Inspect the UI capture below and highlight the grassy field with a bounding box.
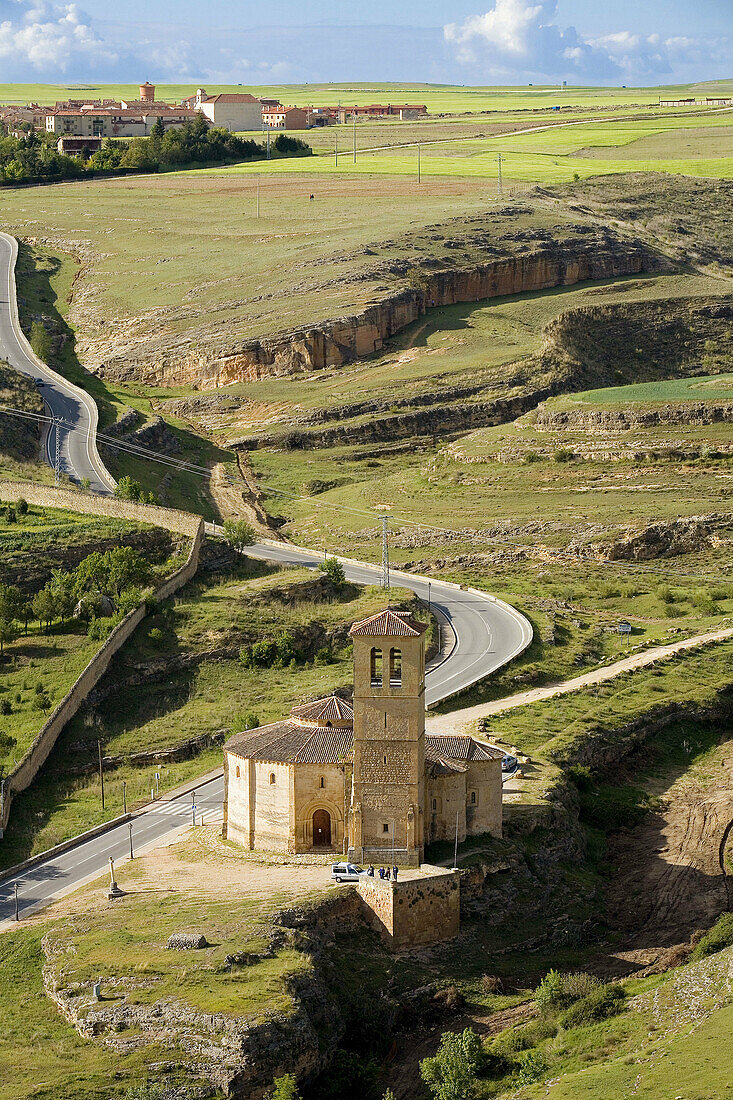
[1,79,731,111]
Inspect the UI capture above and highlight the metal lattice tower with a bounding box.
[381,514,390,590]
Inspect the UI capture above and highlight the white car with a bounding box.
[331,862,364,883]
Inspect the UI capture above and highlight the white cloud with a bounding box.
[0,1,116,73]
[444,0,729,82]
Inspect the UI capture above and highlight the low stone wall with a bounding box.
[357,867,460,949]
[0,481,201,538]
[0,496,204,838]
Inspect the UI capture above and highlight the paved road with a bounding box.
[0,232,114,493]
[0,777,224,924]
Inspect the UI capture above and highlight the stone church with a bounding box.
[222,608,503,864]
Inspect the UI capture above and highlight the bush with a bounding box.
[15,498,28,515]
[559,984,626,1028]
[421,1027,485,1100]
[516,1049,548,1085]
[560,972,603,1002]
[0,699,10,715]
[690,913,733,961]
[535,968,566,1014]
[480,974,504,994]
[268,1075,301,1100]
[320,556,346,587]
[553,447,574,463]
[148,627,164,647]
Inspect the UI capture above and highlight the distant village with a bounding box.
[0,82,428,157]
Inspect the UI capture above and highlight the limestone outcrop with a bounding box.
[99,231,658,389]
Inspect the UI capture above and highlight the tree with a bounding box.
[0,584,22,624]
[420,1028,484,1100]
[319,556,345,586]
[223,518,255,555]
[106,546,150,597]
[114,475,156,504]
[73,551,108,598]
[0,616,16,656]
[48,569,76,622]
[150,117,165,141]
[32,586,58,632]
[268,1075,300,1100]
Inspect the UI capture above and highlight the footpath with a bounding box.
[426,626,733,737]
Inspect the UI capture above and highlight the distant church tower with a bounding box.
[348,609,427,866]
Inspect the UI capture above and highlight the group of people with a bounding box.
[366,865,399,880]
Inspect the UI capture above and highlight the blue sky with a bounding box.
[0,0,728,84]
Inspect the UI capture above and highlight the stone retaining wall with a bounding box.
[357,867,460,949]
[0,481,201,537]
[0,487,204,838]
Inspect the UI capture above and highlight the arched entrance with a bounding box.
[313,809,331,847]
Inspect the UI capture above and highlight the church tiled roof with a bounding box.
[349,608,427,638]
[290,696,354,726]
[225,720,354,764]
[425,736,503,763]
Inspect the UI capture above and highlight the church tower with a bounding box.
[348,609,427,867]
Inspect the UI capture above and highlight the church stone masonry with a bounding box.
[222,609,503,863]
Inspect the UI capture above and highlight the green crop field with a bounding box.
[1,78,731,112]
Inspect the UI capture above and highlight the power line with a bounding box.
[1,402,730,586]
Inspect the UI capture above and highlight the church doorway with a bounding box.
[313,809,331,847]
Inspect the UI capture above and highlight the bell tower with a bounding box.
[348,609,426,867]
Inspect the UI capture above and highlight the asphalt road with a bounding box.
[0,232,113,493]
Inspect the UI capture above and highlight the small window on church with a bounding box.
[383,823,389,833]
[432,798,437,811]
[270,772,276,784]
[383,755,387,765]
[470,791,477,805]
[389,648,402,686]
[320,776,325,788]
[370,647,383,686]
[236,766,240,778]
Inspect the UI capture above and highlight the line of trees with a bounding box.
[0,117,312,183]
[0,545,151,653]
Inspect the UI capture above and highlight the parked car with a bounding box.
[331,862,364,883]
[501,753,518,773]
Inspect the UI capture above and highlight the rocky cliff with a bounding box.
[100,230,658,389]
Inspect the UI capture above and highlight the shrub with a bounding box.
[320,555,346,587]
[420,1027,485,1100]
[15,497,28,515]
[535,968,566,1014]
[690,913,733,961]
[553,447,574,463]
[148,627,164,647]
[268,1075,301,1100]
[0,699,10,715]
[516,1049,548,1085]
[559,984,626,1028]
[560,972,603,1002]
[480,974,504,994]
[223,518,255,554]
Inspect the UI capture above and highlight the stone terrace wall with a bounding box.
[0,487,204,838]
[0,482,201,538]
[357,868,460,949]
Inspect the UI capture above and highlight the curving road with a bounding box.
[0,232,114,493]
[0,232,532,925]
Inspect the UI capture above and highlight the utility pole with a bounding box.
[191,790,196,828]
[497,152,503,196]
[335,134,338,167]
[53,418,60,488]
[122,779,127,815]
[353,111,357,163]
[417,143,421,184]
[381,514,390,590]
[256,175,260,219]
[97,739,105,811]
[266,126,270,160]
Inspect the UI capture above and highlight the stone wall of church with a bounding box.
[465,758,503,838]
[427,771,468,844]
[293,763,349,851]
[225,753,294,851]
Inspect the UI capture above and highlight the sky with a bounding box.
[0,0,729,85]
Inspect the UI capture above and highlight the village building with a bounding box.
[56,136,103,156]
[45,103,201,139]
[262,105,311,129]
[181,89,264,131]
[223,609,502,864]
